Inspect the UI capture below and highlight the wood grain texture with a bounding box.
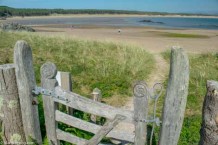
[14,41,42,144]
[0,64,26,144]
[134,82,148,145]
[56,129,86,145]
[85,114,126,145]
[60,72,72,91]
[199,80,218,145]
[54,86,134,123]
[56,129,105,145]
[41,62,59,145]
[55,110,134,142]
[159,47,189,145]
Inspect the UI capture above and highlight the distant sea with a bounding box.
[6,16,218,30]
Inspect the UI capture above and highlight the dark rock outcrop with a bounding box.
[139,19,164,24]
[0,23,35,32]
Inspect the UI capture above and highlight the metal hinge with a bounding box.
[32,86,70,103]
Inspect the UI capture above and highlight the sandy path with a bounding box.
[121,54,168,111]
[112,54,169,144]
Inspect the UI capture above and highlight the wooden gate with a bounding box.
[0,40,190,145]
[39,61,135,145]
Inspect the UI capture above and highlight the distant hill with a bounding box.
[0,6,217,17]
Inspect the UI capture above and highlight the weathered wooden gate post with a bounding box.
[199,80,218,145]
[41,62,59,145]
[134,82,149,145]
[159,47,189,145]
[0,64,26,144]
[14,41,42,144]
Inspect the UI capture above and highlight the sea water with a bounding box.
[6,16,218,30]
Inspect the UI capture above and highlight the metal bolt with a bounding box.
[32,100,38,105]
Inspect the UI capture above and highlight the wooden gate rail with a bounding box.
[56,129,106,145]
[56,110,134,142]
[53,86,135,144]
[54,86,134,123]
[85,114,126,145]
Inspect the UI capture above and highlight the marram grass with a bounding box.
[0,31,154,100]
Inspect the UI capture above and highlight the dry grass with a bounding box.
[102,94,128,107]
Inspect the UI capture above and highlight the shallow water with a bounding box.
[5,16,218,30]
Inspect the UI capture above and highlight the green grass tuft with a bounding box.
[161,32,209,38]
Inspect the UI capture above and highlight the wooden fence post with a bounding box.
[41,62,60,145]
[159,47,189,145]
[199,80,218,145]
[134,82,149,145]
[0,64,26,144]
[14,40,42,144]
[0,81,3,134]
[91,88,102,123]
[56,71,73,115]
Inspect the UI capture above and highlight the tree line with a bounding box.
[0,6,212,17]
[0,6,163,17]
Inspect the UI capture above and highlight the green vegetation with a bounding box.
[1,30,216,144]
[0,6,168,17]
[0,31,154,144]
[0,6,214,17]
[161,32,209,38]
[162,51,218,145]
[0,31,154,98]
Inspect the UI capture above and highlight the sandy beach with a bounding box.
[2,15,218,54]
[32,24,218,54]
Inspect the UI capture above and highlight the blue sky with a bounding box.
[1,0,218,14]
